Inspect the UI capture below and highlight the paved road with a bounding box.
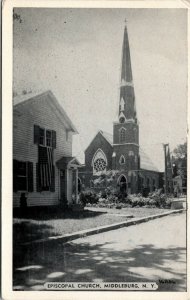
[13,212,186,291]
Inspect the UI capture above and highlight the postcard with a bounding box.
[2,0,189,299]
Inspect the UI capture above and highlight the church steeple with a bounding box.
[119,22,137,123]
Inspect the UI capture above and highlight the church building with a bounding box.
[79,24,162,195]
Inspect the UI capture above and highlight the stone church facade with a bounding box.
[79,24,162,195]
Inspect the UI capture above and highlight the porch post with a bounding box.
[75,168,78,204]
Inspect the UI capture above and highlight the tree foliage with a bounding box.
[172,142,187,160]
[172,142,187,187]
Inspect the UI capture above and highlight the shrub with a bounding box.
[79,190,99,207]
[81,186,169,209]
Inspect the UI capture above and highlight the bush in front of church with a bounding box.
[79,189,100,207]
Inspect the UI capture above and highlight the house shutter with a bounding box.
[34,125,40,144]
[52,130,56,149]
[13,159,18,192]
[27,162,33,192]
[50,165,55,192]
[36,163,41,192]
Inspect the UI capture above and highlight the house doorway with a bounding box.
[118,175,127,194]
[78,177,82,193]
[60,169,67,205]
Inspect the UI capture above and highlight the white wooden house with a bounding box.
[13,90,80,208]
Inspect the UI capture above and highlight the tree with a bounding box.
[172,142,187,192]
[172,142,187,160]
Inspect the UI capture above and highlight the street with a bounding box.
[13,212,186,291]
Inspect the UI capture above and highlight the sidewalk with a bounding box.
[21,208,185,246]
[13,206,171,245]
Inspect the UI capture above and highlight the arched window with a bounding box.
[119,127,126,143]
[119,155,125,165]
[129,150,134,156]
[133,127,138,142]
[92,149,107,175]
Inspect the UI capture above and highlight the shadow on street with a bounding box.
[13,240,186,291]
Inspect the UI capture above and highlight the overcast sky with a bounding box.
[13,8,187,171]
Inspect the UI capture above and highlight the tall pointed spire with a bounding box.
[121,22,133,85]
[118,22,137,123]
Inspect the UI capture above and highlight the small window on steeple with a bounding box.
[129,150,134,156]
[119,155,125,165]
[119,127,126,143]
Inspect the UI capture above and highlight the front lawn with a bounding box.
[13,206,170,245]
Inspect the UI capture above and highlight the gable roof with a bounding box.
[13,90,44,106]
[90,131,160,172]
[85,130,113,152]
[100,131,113,146]
[56,156,82,169]
[13,90,78,133]
[139,148,159,172]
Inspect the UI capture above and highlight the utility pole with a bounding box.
[163,143,169,195]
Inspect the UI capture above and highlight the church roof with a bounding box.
[100,131,113,146]
[139,148,159,172]
[99,131,159,172]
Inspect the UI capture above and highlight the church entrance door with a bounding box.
[119,175,127,194]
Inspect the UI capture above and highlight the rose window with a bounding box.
[94,158,106,172]
[92,149,107,175]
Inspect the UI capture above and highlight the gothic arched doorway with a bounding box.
[118,175,127,194]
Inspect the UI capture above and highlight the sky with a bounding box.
[13,8,187,171]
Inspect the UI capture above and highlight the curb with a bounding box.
[21,209,185,246]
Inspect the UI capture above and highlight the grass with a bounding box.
[13,206,171,244]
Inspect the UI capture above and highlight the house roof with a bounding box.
[92,131,160,172]
[13,90,45,106]
[13,90,78,133]
[56,156,81,169]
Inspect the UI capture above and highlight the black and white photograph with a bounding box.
[1,1,189,299]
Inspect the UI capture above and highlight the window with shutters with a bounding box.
[17,162,27,190]
[46,130,52,147]
[34,125,56,149]
[13,160,33,192]
[34,125,56,192]
[39,128,45,146]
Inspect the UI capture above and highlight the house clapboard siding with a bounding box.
[13,91,75,207]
